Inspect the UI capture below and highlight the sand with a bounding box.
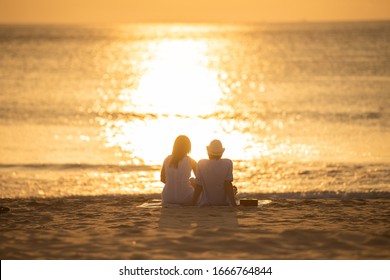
[0,195,389,259]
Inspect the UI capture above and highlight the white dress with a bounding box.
[161,156,194,204]
[195,158,233,206]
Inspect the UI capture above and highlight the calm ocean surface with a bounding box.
[1,22,389,198]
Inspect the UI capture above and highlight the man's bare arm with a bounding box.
[225,181,237,207]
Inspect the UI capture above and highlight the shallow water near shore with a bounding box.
[1,161,390,198]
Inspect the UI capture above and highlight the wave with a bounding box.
[0,163,159,171]
[1,191,389,201]
[238,191,390,200]
[267,110,386,123]
[2,101,388,126]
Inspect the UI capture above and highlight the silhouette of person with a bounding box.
[161,135,197,205]
[191,139,237,207]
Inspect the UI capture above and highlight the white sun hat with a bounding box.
[207,139,225,156]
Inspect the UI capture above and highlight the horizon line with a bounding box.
[0,18,390,26]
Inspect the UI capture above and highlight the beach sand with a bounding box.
[1,195,389,260]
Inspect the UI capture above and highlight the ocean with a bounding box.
[1,21,390,198]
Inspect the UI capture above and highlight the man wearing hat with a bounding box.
[191,139,237,207]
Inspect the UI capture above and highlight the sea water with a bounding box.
[1,22,389,198]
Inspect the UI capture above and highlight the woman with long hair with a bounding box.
[161,135,197,204]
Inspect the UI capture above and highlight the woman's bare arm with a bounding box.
[160,163,166,183]
[191,184,202,206]
[189,157,197,174]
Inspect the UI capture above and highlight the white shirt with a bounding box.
[161,156,194,204]
[195,158,233,206]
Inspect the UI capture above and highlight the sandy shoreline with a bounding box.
[1,195,389,259]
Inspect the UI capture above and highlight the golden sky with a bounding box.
[0,0,389,23]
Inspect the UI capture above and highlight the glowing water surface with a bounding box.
[98,34,322,168]
[1,23,389,198]
[98,38,276,166]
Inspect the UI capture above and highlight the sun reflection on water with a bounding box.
[103,117,260,165]
[125,40,223,117]
[97,35,318,177]
[99,39,258,165]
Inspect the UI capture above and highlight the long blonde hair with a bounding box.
[170,135,191,168]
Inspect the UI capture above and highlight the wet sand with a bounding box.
[0,195,389,259]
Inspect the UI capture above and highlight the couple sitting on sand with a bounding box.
[161,135,237,207]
